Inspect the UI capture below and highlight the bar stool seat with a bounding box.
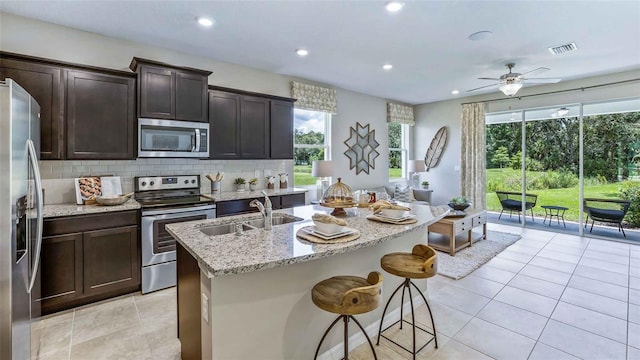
[377,245,438,359]
[312,272,382,359]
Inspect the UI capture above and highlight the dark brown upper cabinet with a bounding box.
[208,86,295,160]
[130,57,211,122]
[0,57,64,159]
[66,69,136,159]
[270,100,294,159]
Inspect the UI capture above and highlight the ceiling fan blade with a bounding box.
[524,77,562,84]
[519,67,550,76]
[477,77,501,81]
[466,83,500,92]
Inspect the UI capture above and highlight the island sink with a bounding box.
[199,213,304,236]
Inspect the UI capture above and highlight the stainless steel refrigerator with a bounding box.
[0,78,44,359]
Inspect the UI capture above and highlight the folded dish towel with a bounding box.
[312,213,348,226]
[369,200,411,214]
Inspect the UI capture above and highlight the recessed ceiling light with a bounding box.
[451,90,460,95]
[382,64,393,70]
[197,17,214,27]
[296,49,309,57]
[468,31,493,41]
[385,1,404,12]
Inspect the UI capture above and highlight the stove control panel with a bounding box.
[136,175,200,191]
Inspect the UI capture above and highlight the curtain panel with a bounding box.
[460,103,486,209]
[387,102,415,126]
[290,81,337,114]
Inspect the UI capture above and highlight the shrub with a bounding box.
[620,181,640,227]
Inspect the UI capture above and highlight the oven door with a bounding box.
[141,205,215,267]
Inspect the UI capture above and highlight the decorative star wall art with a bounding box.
[343,122,380,175]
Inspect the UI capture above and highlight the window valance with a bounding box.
[290,81,337,114]
[387,102,415,126]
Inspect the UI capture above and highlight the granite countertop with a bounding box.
[43,199,141,218]
[166,203,450,278]
[202,187,307,201]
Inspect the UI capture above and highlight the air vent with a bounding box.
[548,42,578,55]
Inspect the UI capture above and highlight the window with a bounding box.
[388,122,409,180]
[293,109,331,186]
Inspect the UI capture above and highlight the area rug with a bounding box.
[435,231,521,280]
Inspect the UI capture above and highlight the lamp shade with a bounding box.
[499,81,523,97]
[311,160,333,177]
[408,160,426,172]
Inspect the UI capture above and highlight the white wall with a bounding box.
[414,69,640,205]
[0,12,399,200]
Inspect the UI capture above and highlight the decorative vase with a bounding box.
[279,173,288,189]
[266,176,275,189]
[249,184,257,191]
[211,181,221,193]
[235,184,246,192]
[448,203,470,211]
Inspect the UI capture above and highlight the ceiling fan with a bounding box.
[467,63,562,97]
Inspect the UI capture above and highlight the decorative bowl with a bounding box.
[95,193,133,206]
[313,220,345,235]
[448,202,470,211]
[380,208,408,219]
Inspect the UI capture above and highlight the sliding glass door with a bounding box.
[486,97,640,241]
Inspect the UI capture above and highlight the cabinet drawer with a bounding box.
[472,214,487,227]
[454,220,469,233]
[44,210,138,236]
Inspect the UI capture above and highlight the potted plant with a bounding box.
[448,196,470,211]
[248,177,258,191]
[421,181,430,189]
[234,177,246,192]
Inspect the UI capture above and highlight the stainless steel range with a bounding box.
[135,175,216,294]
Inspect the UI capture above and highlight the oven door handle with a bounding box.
[141,204,216,217]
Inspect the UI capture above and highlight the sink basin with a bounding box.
[243,215,304,228]
[200,223,253,236]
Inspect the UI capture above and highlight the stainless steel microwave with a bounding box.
[138,118,209,158]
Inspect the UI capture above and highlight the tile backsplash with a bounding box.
[40,158,294,204]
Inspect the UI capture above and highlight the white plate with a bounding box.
[374,213,416,221]
[301,226,358,240]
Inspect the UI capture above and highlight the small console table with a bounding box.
[428,208,487,256]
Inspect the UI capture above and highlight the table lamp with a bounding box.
[311,160,333,201]
[408,160,425,188]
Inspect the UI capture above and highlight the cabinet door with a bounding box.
[37,233,83,310]
[240,96,270,159]
[209,91,241,159]
[280,193,305,209]
[139,65,174,119]
[0,59,64,159]
[270,100,294,159]
[66,70,135,159]
[83,226,140,297]
[175,70,208,122]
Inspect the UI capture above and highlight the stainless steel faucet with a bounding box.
[249,190,272,230]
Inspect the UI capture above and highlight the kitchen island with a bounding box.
[167,203,449,360]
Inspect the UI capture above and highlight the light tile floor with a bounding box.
[33,222,640,359]
[31,288,180,360]
[352,222,640,360]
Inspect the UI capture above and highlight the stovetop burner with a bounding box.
[134,175,214,209]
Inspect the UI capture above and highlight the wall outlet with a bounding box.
[201,293,209,323]
[254,169,260,179]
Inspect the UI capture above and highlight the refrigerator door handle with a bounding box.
[27,139,43,294]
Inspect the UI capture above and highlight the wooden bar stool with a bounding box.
[312,271,383,360]
[377,244,438,359]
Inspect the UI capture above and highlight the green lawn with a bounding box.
[486,168,624,222]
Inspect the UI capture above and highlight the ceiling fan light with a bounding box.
[499,82,523,97]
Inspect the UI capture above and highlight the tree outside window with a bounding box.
[293,109,331,186]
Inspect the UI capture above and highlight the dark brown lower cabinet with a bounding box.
[83,226,139,297]
[40,211,140,314]
[216,193,306,217]
[177,243,201,360]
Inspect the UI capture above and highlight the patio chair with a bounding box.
[583,198,631,237]
[496,191,538,222]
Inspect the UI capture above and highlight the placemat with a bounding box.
[296,226,361,244]
[366,215,418,225]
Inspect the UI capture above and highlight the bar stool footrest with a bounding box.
[379,318,436,355]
